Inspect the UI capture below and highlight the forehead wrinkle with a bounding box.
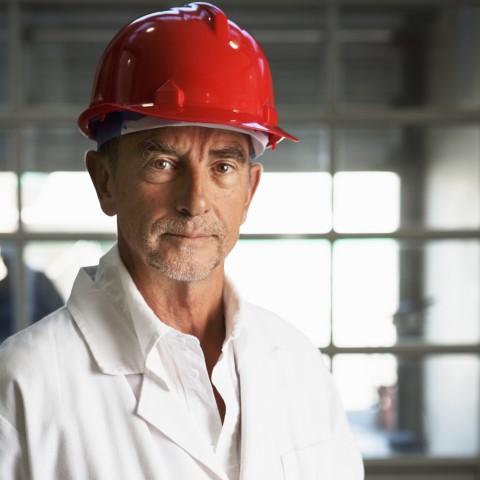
[129,126,251,163]
[140,127,210,160]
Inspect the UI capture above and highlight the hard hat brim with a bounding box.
[78,103,299,149]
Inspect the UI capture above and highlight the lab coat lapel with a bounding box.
[237,335,287,479]
[136,360,226,479]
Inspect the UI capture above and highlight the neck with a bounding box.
[122,254,226,346]
[133,266,227,379]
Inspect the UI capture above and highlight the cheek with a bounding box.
[240,196,252,223]
[216,191,251,229]
[235,185,255,224]
[115,187,154,234]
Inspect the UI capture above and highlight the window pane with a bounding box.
[21,6,153,106]
[0,5,7,105]
[398,240,480,346]
[22,125,93,171]
[0,129,17,233]
[334,171,400,233]
[0,243,18,342]
[340,5,480,108]
[333,239,480,347]
[260,124,329,173]
[232,7,326,106]
[423,126,480,230]
[21,124,110,233]
[242,172,331,234]
[337,125,480,231]
[422,240,480,344]
[423,355,480,456]
[24,241,114,325]
[243,125,331,234]
[21,172,115,233]
[333,240,399,347]
[226,239,331,347]
[334,354,480,458]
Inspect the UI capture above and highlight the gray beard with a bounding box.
[144,216,227,283]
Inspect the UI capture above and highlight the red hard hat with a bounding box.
[77,2,297,149]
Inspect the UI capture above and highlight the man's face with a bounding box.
[91,126,261,283]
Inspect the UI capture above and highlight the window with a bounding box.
[1,1,479,478]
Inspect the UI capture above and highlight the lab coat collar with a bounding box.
[67,265,145,375]
[68,245,179,376]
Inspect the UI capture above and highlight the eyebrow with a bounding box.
[139,139,177,157]
[209,144,249,164]
[140,138,250,162]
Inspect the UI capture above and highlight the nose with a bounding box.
[175,169,211,217]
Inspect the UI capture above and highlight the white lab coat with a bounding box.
[0,265,364,479]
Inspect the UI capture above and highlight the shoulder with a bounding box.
[240,301,344,419]
[0,307,78,385]
[0,308,77,427]
[242,300,322,361]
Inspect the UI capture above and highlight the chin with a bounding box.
[149,254,222,283]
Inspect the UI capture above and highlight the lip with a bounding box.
[165,232,211,240]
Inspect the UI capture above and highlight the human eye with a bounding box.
[142,154,177,183]
[210,145,248,178]
[140,140,178,177]
[214,162,235,174]
[149,158,174,171]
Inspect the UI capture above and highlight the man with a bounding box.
[0,3,363,479]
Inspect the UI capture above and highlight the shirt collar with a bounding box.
[222,276,246,347]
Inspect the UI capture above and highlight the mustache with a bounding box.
[150,216,226,238]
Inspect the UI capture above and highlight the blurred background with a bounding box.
[0,0,479,478]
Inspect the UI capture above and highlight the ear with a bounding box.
[241,162,262,224]
[85,150,117,217]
